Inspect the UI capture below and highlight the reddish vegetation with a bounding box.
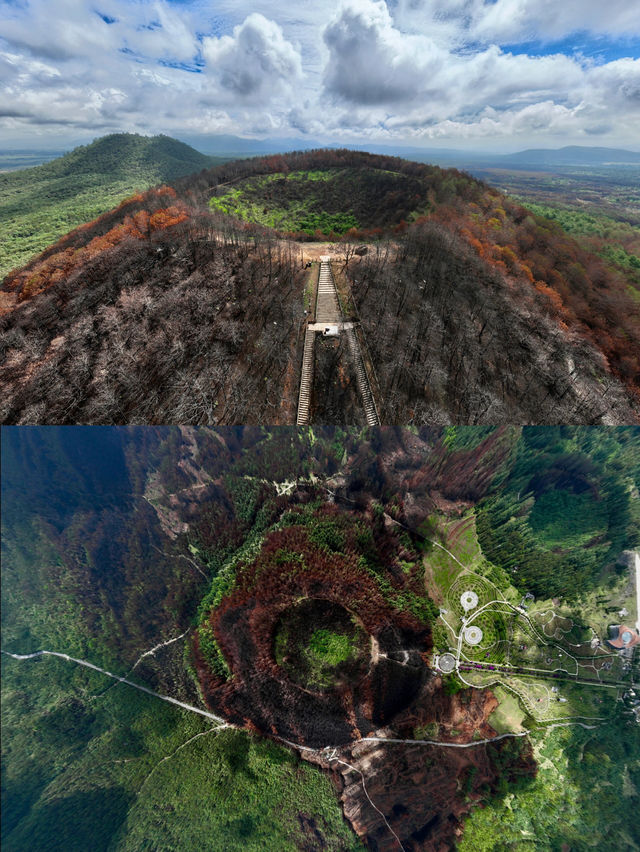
[192,496,537,850]
[330,427,520,531]
[319,683,536,852]
[431,192,640,399]
[405,428,519,504]
[3,149,636,423]
[194,506,432,748]
[3,186,188,306]
[195,149,639,399]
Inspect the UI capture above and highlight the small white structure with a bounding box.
[323,325,340,337]
[460,591,479,612]
[464,625,483,646]
[438,653,456,673]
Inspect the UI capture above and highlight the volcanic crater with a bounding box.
[193,505,433,748]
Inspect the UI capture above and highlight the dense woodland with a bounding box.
[475,426,640,599]
[0,133,222,276]
[1,147,639,424]
[1,197,305,423]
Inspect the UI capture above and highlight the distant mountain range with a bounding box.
[178,134,640,168]
[500,145,640,166]
[352,143,640,169]
[3,135,639,174]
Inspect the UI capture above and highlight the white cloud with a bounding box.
[0,0,638,149]
[316,0,640,145]
[125,3,199,62]
[322,1,583,112]
[0,0,120,61]
[202,13,302,99]
[323,0,444,104]
[470,0,640,43]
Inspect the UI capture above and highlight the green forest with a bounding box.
[1,428,364,851]
[460,710,640,851]
[0,133,222,276]
[2,656,361,852]
[476,427,640,600]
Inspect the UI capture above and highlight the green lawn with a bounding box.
[488,686,527,734]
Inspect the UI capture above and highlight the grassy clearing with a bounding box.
[308,628,355,665]
[445,514,485,570]
[209,164,428,237]
[488,686,527,733]
[424,511,490,604]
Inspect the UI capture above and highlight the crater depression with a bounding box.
[193,504,433,748]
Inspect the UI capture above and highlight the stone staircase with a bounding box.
[296,327,315,425]
[346,326,380,425]
[296,257,380,425]
[316,260,341,323]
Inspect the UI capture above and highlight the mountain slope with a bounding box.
[1,148,638,425]
[1,427,364,852]
[501,146,640,166]
[0,133,223,276]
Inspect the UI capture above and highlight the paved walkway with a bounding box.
[296,259,380,426]
[635,552,640,633]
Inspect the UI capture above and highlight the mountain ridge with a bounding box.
[1,148,638,425]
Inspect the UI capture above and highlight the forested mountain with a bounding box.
[2,427,639,851]
[0,133,223,276]
[1,148,638,425]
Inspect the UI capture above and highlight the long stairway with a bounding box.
[345,327,380,426]
[296,327,315,425]
[296,258,380,425]
[316,260,341,323]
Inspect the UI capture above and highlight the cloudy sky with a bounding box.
[1,0,639,151]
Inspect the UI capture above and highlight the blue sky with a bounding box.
[1,0,639,151]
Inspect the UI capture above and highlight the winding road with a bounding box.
[1,649,229,726]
